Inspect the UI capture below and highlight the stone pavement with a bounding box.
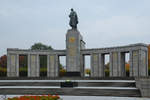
[60,96,150,100]
[0,95,149,100]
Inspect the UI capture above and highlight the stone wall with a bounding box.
[135,77,150,97]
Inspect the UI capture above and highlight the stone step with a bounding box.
[0,86,141,97]
[0,77,135,80]
[78,82,135,87]
[0,80,135,87]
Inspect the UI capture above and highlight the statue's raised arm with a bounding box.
[69,8,78,29]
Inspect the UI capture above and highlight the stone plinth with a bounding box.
[66,29,85,73]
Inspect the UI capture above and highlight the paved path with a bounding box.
[60,96,150,100]
[0,95,149,100]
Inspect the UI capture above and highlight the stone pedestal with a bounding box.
[66,29,85,74]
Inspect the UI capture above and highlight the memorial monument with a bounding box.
[66,8,85,76]
[7,9,148,78]
[3,9,150,97]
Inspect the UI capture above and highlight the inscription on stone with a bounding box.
[11,55,16,71]
[68,47,76,56]
[133,51,138,56]
[113,52,118,59]
[50,55,54,67]
[11,55,15,64]
[94,54,98,61]
[31,55,36,62]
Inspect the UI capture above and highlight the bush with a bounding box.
[0,67,7,76]
[105,69,109,77]
[148,67,150,76]
[59,69,66,77]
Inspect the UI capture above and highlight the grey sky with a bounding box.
[0,0,150,58]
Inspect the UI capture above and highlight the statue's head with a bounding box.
[71,8,74,11]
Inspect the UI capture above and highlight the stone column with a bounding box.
[55,55,59,77]
[110,52,124,77]
[130,49,148,77]
[139,50,148,76]
[28,54,39,77]
[129,51,134,76]
[27,54,31,77]
[99,53,105,77]
[36,54,40,77]
[91,53,99,77]
[7,54,19,77]
[7,53,10,77]
[133,50,139,76]
[80,55,85,77]
[110,52,119,76]
[48,55,55,77]
[47,54,50,77]
[109,52,113,76]
[118,52,126,77]
[47,54,59,77]
[16,54,19,76]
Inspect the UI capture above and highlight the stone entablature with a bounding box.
[7,48,66,56]
[81,43,148,55]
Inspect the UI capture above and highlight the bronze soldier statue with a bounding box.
[69,8,78,29]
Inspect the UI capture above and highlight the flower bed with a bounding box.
[7,95,61,100]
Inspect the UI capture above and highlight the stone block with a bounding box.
[135,77,150,97]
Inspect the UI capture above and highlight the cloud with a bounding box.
[80,16,150,48]
[0,0,150,56]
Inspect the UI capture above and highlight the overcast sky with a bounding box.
[0,0,150,58]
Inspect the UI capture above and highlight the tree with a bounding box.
[148,45,150,68]
[0,55,7,68]
[0,55,7,76]
[59,65,66,77]
[85,68,91,76]
[31,42,53,50]
[148,44,150,75]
